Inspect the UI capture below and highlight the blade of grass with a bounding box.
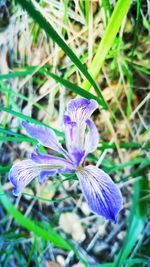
[0,189,89,266]
[98,141,150,150]
[0,127,23,137]
[98,257,147,266]
[105,158,150,173]
[114,173,148,266]
[131,0,141,60]
[0,187,71,250]
[82,0,132,91]
[16,0,107,109]
[42,69,103,106]
[0,164,12,174]
[22,193,71,204]
[85,0,89,25]
[122,162,150,181]
[0,106,63,137]
[0,81,45,112]
[0,67,104,107]
[0,68,35,79]
[62,0,69,36]
[102,0,111,25]
[0,136,36,144]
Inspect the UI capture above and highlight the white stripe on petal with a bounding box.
[67,98,98,125]
[22,121,70,159]
[9,160,40,196]
[9,157,68,196]
[76,165,123,223]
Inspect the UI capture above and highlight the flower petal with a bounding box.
[9,156,72,195]
[31,151,75,170]
[39,170,57,184]
[84,119,99,154]
[76,165,123,223]
[67,98,98,124]
[63,115,85,166]
[22,121,69,158]
[63,115,78,152]
[9,159,40,196]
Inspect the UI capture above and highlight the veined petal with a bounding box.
[76,165,123,223]
[63,115,85,166]
[71,148,85,167]
[39,170,57,184]
[31,151,75,170]
[63,115,78,152]
[67,98,98,124]
[65,98,98,153]
[9,157,71,195]
[9,159,40,196]
[84,119,99,154]
[22,121,69,158]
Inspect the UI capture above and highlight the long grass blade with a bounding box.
[1,67,105,107]
[0,106,63,137]
[15,0,107,109]
[0,187,89,266]
[0,187,71,250]
[114,173,148,266]
[82,0,132,91]
[42,69,103,106]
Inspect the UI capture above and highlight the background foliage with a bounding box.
[0,0,150,266]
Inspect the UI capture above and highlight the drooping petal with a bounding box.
[39,170,57,184]
[22,121,69,158]
[76,165,123,223]
[67,98,98,124]
[9,159,40,196]
[84,119,99,154]
[9,156,72,195]
[31,151,75,170]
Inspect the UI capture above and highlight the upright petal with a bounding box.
[67,98,98,124]
[63,115,78,153]
[9,159,40,196]
[63,115,85,166]
[76,165,123,223]
[84,119,99,154]
[22,121,69,159]
[64,98,98,159]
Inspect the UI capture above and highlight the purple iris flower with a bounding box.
[9,98,123,223]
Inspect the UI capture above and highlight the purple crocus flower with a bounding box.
[9,98,123,223]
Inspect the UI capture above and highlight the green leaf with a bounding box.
[98,141,150,150]
[0,164,12,174]
[0,106,63,137]
[0,188,89,266]
[105,158,150,173]
[0,187,71,250]
[82,0,132,91]
[0,81,45,112]
[102,0,111,25]
[0,136,36,144]
[0,127,23,137]
[42,69,103,106]
[114,174,148,266]
[15,0,107,109]
[1,67,105,107]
